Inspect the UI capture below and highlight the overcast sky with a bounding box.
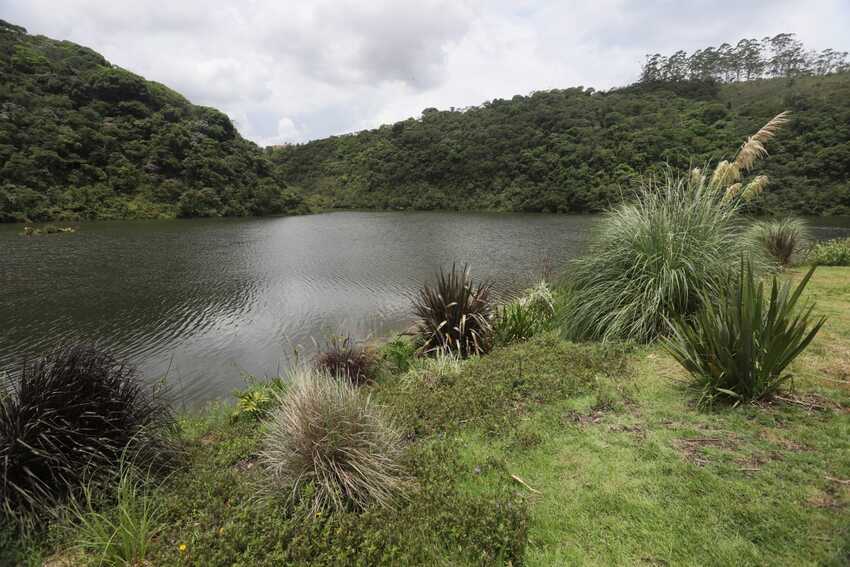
[4,1,849,146]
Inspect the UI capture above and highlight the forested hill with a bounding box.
[0,20,304,222]
[271,73,850,216]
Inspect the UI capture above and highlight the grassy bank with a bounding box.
[6,267,848,566]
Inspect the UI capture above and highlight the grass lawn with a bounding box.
[6,268,850,566]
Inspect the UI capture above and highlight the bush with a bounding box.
[562,172,748,342]
[744,217,810,268]
[380,337,416,374]
[0,345,175,516]
[260,369,406,514]
[810,237,850,266]
[231,377,285,422]
[664,263,825,407]
[413,264,494,357]
[314,335,376,385]
[493,281,556,345]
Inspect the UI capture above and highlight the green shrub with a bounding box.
[0,345,176,517]
[314,335,377,385]
[562,172,748,342]
[260,369,406,514]
[413,264,494,357]
[744,217,811,268]
[68,462,164,566]
[664,263,825,407]
[493,281,556,345]
[380,337,417,374]
[231,376,285,422]
[810,237,850,266]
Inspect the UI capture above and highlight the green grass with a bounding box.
[6,268,850,566]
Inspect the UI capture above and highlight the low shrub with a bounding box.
[744,217,810,268]
[68,461,164,567]
[810,237,850,266]
[0,345,176,517]
[665,263,825,407]
[379,333,632,436]
[231,376,285,422]
[314,335,376,385]
[412,264,494,358]
[260,369,406,514]
[380,337,416,374]
[148,437,527,566]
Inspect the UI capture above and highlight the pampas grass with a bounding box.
[561,112,790,343]
[733,111,791,173]
[562,170,746,342]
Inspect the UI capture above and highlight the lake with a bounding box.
[2,212,849,406]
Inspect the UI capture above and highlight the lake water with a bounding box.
[2,212,849,406]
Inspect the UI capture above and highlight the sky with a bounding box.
[3,0,849,146]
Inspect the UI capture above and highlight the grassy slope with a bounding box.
[10,268,850,566]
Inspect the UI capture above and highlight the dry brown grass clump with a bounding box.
[260,368,405,514]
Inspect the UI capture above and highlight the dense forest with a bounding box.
[0,20,304,222]
[3,23,850,221]
[272,36,850,216]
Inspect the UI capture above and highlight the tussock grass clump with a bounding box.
[665,263,825,407]
[810,237,850,266]
[0,345,175,517]
[314,335,376,385]
[261,369,406,514]
[413,264,494,358]
[744,217,810,268]
[562,172,745,342]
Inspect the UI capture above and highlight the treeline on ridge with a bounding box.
[0,20,305,223]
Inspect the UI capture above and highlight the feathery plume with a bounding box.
[689,167,704,188]
[723,182,742,202]
[734,111,791,172]
[742,175,769,201]
[710,160,739,188]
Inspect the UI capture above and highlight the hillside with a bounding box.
[271,74,850,215]
[0,20,304,222]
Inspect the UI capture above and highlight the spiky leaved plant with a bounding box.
[563,112,790,343]
[665,262,825,407]
[743,217,811,268]
[413,264,494,358]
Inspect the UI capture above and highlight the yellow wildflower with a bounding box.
[178,543,188,553]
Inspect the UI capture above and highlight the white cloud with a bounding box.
[3,0,849,145]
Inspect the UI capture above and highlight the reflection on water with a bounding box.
[1,212,848,405]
